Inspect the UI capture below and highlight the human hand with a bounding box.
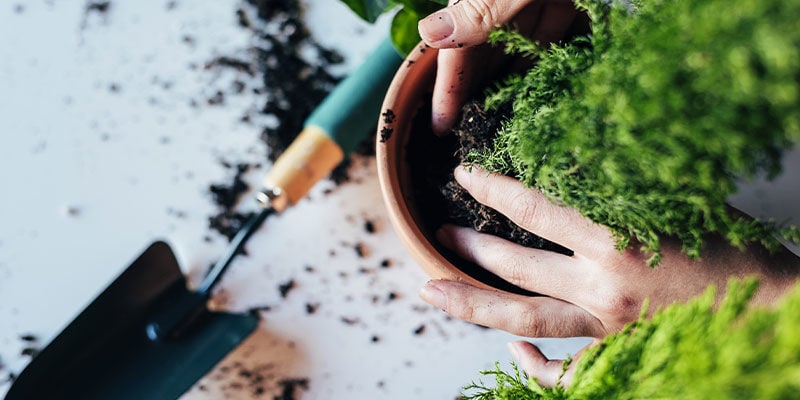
[420,165,800,385]
[418,0,586,135]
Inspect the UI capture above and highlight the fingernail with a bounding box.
[419,10,454,44]
[454,165,471,190]
[435,226,454,249]
[419,281,447,308]
[432,112,452,136]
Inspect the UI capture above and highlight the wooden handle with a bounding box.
[260,38,403,212]
[262,126,344,211]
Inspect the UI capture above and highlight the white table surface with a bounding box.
[0,1,796,399]
[0,1,590,399]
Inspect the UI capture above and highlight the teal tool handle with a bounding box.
[304,37,404,155]
[262,37,404,209]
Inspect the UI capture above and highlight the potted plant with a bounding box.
[344,0,800,396]
[372,0,800,289]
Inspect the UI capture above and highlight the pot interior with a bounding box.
[378,44,537,295]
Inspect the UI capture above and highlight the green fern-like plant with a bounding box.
[463,278,800,399]
[474,0,800,265]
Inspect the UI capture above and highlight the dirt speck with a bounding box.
[86,1,110,14]
[19,334,37,342]
[340,316,360,326]
[275,378,309,400]
[304,303,319,315]
[62,205,81,218]
[278,279,296,299]
[354,242,368,258]
[364,220,376,234]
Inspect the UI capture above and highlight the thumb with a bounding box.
[418,0,532,48]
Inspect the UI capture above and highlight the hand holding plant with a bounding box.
[347,0,800,394]
[418,0,586,134]
[421,165,800,385]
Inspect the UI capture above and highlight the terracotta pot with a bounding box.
[376,43,503,291]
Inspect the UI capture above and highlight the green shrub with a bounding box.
[463,278,800,399]
[476,0,800,265]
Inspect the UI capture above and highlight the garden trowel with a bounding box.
[5,38,403,400]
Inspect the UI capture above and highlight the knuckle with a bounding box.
[593,286,641,326]
[592,245,623,268]
[447,295,477,322]
[506,188,541,227]
[513,306,546,337]
[460,0,498,32]
[495,252,528,287]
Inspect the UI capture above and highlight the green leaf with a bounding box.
[390,8,421,56]
[394,0,447,16]
[340,0,392,23]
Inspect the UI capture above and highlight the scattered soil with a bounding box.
[364,220,376,234]
[17,333,41,358]
[277,279,296,299]
[205,0,377,240]
[275,378,309,400]
[304,302,319,315]
[19,334,37,342]
[248,305,272,315]
[354,242,368,258]
[237,0,374,171]
[209,162,251,210]
[207,161,261,240]
[407,100,572,294]
[207,360,309,399]
[85,0,110,14]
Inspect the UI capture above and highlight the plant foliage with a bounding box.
[475,0,800,265]
[463,278,800,399]
[340,0,446,55]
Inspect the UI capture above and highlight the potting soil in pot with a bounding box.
[408,99,571,294]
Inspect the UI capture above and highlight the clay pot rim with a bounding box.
[376,42,493,290]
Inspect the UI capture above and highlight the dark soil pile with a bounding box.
[205,0,376,239]
[243,0,344,163]
[408,100,571,294]
[208,162,258,240]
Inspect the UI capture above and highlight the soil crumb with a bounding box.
[207,162,265,241]
[203,360,309,399]
[209,162,250,210]
[275,378,310,400]
[278,279,296,299]
[304,302,319,314]
[85,0,110,14]
[354,242,368,258]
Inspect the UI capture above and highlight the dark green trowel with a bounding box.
[5,38,403,400]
